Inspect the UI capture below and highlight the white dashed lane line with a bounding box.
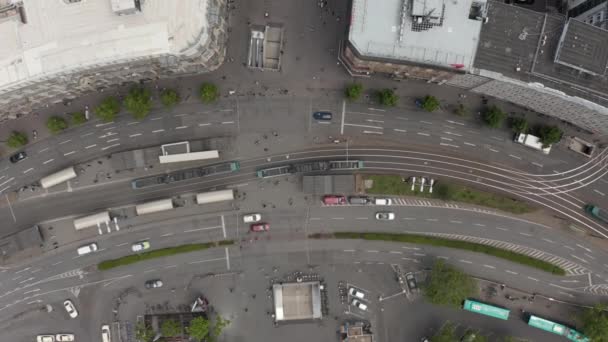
[175,126,189,130]
[127,122,139,126]
[356,217,368,220]
[532,162,543,168]
[563,245,575,251]
[343,249,355,252]
[198,123,211,127]
[389,251,402,254]
[509,154,522,160]
[459,259,472,264]
[43,159,54,165]
[64,151,76,156]
[59,140,71,145]
[417,132,430,137]
[221,121,235,125]
[440,137,453,141]
[85,144,97,149]
[394,129,407,133]
[505,270,518,275]
[440,143,460,148]
[152,129,165,133]
[464,142,476,147]
[542,238,555,244]
[106,138,119,143]
[519,232,533,237]
[483,265,496,269]
[150,117,163,121]
[527,277,539,282]
[23,168,34,174]
[331,217,344,220]
[496,227,509,231]
[450,220,462,224]
[443,131,462,137]
[38,147,49,153]
[366,250,379,253]
[420,121,432,125]
[101,143,120,151]
[473,223,485,227]
[426,219,438,222]
[489,148,499,152]
[129,133,142,138]
[402,217,416,221]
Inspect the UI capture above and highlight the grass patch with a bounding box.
[366,175,533,214]
[97,241,233,270]
[321,232,565,275]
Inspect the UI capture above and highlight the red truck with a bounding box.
[323,195,347,205]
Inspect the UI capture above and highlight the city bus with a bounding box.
[527,315,589,341]
[462,299,510,320]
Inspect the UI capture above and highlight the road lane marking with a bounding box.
[187,257,226,265]
[332,217,345,220]
[150,117,163,121]
[576,244,592,253]
[225,248,231,270]
[473,223,486,227]
[144,269,156,273]
[366,119,384,123]
[95,122,114,127]
[505,270,518,275]
[221,215,226,239]
[542,238,555,244]
[175,126,189,130]
[420,121,432,124]
[496,227,509,231]
[59,140,71,145]
[417,132,430,136]
[161,233,174,237]
[129,133,142,138]
[394,129,407,133]
[585,253,595,260]
[402,217,416,220]
[340,102,345,135]
[489,148,499,152]
[106,138,119,143]
[343,249,355,252]
[527,277,539,282]
[165,265,178,269]
[356,217,368,220]
[127,122,139,126]
[402,246,420,250]
[594,189,605,196]
[443,131,463,137]
[15,268,30,274]
[63,151,76,156]
[413,253,426,256]
[519,232,533,237]
[483,265,496,269]
[532,162,544,168]
[401,257,420,263]
[437,256,449,260]
[459,260,472,264]
[560,280,579,283]
[509,154,522,160]
[440,143,460,148]
[103,126,116,131]
[152,129,165,133]
[221,121,234,124]
[101,143,120,150]
[23,289,40,294]
[491,136,503,141]
[426,218,438,222]
[362,130,383,135]
[30,268,41,274]
[43,159,54,164]
[368,108,386,112]
[51,261,63,266]
[80,132,94,137]
[344,123,383,130]
[18,277,35,284]
[389,251,403,254]
[116,243,128,247]
[183,225,222,233]
[450,220,462,224]
[366,250,379,253]
[446,120,465,126]
[198,123,211,127]
[85,144,97,149]
[23,168,34,174]
[440,137,453,141]
[563,245,575,251]
[570,255,588,263]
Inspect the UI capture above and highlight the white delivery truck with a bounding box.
[514,133,551,155]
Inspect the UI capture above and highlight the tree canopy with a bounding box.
[510,117,528,134]
[124,87,152,120]
[431,322,457,342]
[200,83,219,103]
[377,89,398,107]
[422,95,440,112]
[187,315,230,342]
[580,305,608,341]
[95,97,121,122]
[537,125,562,147]
[454,103,468,117]
[424,260,475,307]
[135,321,155,342]
[161,88,181,107]
[345,83,363,101]
[46,116,68,134]
[6,131,28,148]
[70,111,87,125]
[482,106,506,128]
[161,319,182,337]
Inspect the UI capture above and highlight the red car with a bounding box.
[323,195,346,205]
[250,223,270,232]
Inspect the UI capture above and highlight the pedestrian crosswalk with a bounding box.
[322,196,498,215]
[419,232,589,276]
[584,284,608,296]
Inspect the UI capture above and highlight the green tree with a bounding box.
[6,131,28,148]
[422,95,440,112]
[537,125,562,147]
[46,116,68,134]
[454,103,469,117]
[424,260,475,307]
[95,97,120,122]
[210,316,230,341]
[462,330,488,342]
[432,322,457,342]
[70,111,87,125]
[345,83,363,101]
[160,88,181,107]
[188,316,210,342]
[482,106,506,128]
[124,87,152,120]
[161,319,181,337]
[580,305,608,341]
[135,321,155,342]
[200,83,219,103]
[510,117,528,134]
[377,89,398,107]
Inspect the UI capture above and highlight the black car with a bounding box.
[9,151,27,163]
[145,279,163,289]
[313,111,332,121]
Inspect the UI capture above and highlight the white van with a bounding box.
[77,242,98,256]
[374,198,392,205]
[101,325,111,342]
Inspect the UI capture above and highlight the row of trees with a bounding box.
[136,315,229,342]
[481,106,563,146]
[344,83,440,111]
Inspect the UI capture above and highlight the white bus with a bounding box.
[135,198,174,216]
[74,211,111,230]
[40,167,77,189]
[196,189,234,205]
[159,150,219,164]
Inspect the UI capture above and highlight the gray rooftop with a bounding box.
[348,0,485,70]
[474,1,608,108]
[302,175,354,195]
[555,18,608,76]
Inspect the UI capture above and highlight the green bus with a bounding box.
[462,299,510,320]
[527,315,589,341]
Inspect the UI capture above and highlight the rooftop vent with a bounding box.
[110,0,140,15]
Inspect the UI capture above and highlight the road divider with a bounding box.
[310,232,565,275]
[97,240,234,271]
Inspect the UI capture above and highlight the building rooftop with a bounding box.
[555,18,608,76]
[273,281,322,321]
[348,0,485,70]
[0,0,210,91]
[474,1,608,108]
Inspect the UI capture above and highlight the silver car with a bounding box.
[375,212,395,220]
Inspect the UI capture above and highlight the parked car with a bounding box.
[243,213,262,223]
[348,196,369,205]
[37,335,55,342]
[101,325,111,342]
[9,151,27,163]
[76,242,98,256]
[405,272,418,292]
[251,223,270,232]
[145,279,163,289]
[63,300,78,318]
[55,334,75,342]
[131,241,151,252]
[351,299,368,311]
[375,212,395,220]
[312,111,332,121]
[374,198,392,205]
[348,287,365,299]
[323,195,346,205]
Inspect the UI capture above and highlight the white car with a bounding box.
[243,213,262,223]
[76,242,98,256]
[374,198,392,205]
[37,336,55,342]
[375,212,395,220]
[348,287,365,299]
[351,299,368,311]
[55,334,75,342]
[131,241,151,252]
[63,300,78,318]
[101,324,111,342]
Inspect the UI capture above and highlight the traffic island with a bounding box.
[97,240,234,271]
[310,232,566,275]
